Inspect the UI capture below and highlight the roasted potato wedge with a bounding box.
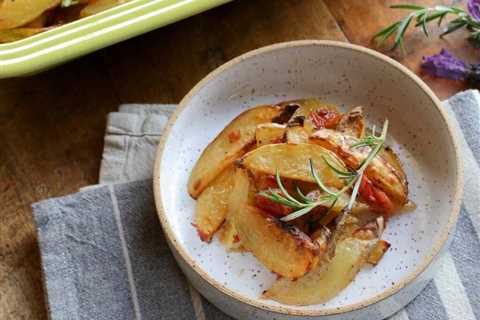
[310,129,408,204]
[255,123,286,147]
[236,205,319,279]
[283,99,339,134]
[218,168,251,251]
[188,105,284,198]
[240,143,347,189]
[0,0,60,30]
[263,237,376,305]
[217,220,243,251]
[367,239,391,265]
[381,146,407,183]
[337,106,365,138]
[194,166,235,242]
[286,126,309,144]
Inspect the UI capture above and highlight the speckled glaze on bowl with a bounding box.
[153,41,463,320]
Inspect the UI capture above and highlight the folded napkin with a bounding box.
[33,92,480,320]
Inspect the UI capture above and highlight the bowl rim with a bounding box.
[153,40,464,316]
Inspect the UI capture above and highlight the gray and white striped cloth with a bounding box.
[33,91,480,320]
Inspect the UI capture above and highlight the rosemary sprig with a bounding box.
[258,169,337,222]
[257,120,389,222]
[373,4,476,52]
[347,120,389,210]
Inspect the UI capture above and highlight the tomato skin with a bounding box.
[358,176,394,214]
[256,175,278,190]
[309,109,342,129]
[254,190,293,217]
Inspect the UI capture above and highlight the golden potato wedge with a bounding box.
[240,143,347,189]
[0,0,60,30]
[337,106,365,138]
[263,237,375,305]
[367,239,390,265]
[255,123,286,147]
[217,168,251,250]
[81,0,128,17]
[217,220,244,252]
[310,129,408,204]
[381,146,407,183]
[283,99,339,134]
[188,105,284,198]
[25,13,49,28]
[194,166,235,242]
[235,205,319,279]
[286,126,309,144]
[228,168,252,214]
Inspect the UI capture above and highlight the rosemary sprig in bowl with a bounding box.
[258,120,389,222]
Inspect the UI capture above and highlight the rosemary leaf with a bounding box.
[259,190,301,208]
[441,19,468,37]
[348,173,364,210]
[280,206,316,222]
[309,159,337,196]
[420,12,429,37]
[373,21,401,39]
[392,13,415,51]
[275,169,302,206]
[295,185,313,203]
[322,155,356,177]
[390,4,425,10]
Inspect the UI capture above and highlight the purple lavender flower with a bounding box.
[421,49,469,80]
[468,0,480,22]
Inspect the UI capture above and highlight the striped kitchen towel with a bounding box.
[32,91,480,320]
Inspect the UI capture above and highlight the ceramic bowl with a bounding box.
[153,40,463,320]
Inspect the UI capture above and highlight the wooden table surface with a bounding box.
[0,0,475,318]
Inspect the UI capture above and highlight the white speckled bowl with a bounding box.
[153,41,463,320]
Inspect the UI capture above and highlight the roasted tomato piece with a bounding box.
[254,189,294,217]
[309,109,342,130]
[359,176,394,214]
[255,175,278,190]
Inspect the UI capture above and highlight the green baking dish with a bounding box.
[0,0,231,79]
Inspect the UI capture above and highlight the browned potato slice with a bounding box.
[286,126,309,144]
[310,129,408,204]
[0,27,48,43]
[255,123,286,147]
[228,167,253,213]
[240,143,346,189]
[188,105,284,198]
[337,106,365,138]
[236,205,319,279]
[0,0,60,30]
[381,146,407,183]
[217,168,251,250]
[194,166,235,242]
[367,239,391,265]
[217,220,243,252]
[263,237,375,305]
[283,99,338,134]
